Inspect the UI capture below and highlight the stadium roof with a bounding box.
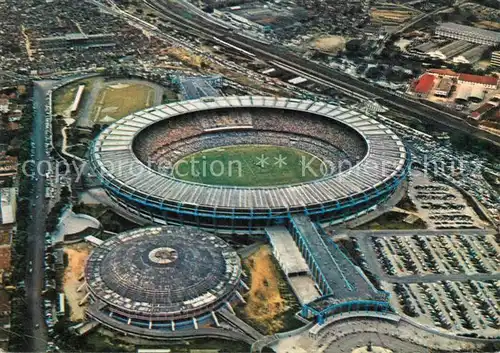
[91,96,407,211]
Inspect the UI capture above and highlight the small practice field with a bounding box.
[313,35,346,53]
[52,77,170,126]
[172,145,326,187]
[91,82,156,123]
[52,78,98,117]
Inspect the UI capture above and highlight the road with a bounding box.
[142,0,500,148]
[25,81,52,352]
[348,228,492,238]
[218,309,264,341]
[323,332,432,353]
[384,272,500,284]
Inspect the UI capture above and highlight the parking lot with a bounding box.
[409,170,488,230]
[390,280,499,337]
[373,233,499,277]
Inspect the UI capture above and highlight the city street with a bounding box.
[25,81,54,352]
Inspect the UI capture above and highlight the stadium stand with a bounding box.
[90,96,409,231]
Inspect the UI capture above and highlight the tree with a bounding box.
[365,65,383,80]
[61,186,71,200]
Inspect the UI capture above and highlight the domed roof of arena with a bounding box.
[85,226,241,316]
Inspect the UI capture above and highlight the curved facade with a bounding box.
[90,96,410,231]
[85,226,241,331]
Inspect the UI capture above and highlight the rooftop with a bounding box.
[414,74,435,94]
[86,226,241,318]
[437,22,500,43]
[0,188,16,225]
[458,73,498,86]
[290,215,382,302]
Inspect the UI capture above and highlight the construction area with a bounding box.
[236,245,301,335]
[63,243,91,322]
[370,4,419,26]
[312,36,346,54]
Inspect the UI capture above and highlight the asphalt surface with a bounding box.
[384,272,500,284]
[25,81,52,352]
[324,332,431,353]
[350,228,492,237]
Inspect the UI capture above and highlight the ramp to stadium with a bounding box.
[267,215,392,324]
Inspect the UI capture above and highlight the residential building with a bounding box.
[434,78,453,97]
[491,51,500,68]
[0,99,8,113]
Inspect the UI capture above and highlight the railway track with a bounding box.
[143,0,500,147]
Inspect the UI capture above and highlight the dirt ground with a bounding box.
[313,36,346,53]
[64,243,91,322]
[370,10,413,23]
[475,20,500,30]
[242,245,289,333]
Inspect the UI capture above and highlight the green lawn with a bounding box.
[173,145,326,187]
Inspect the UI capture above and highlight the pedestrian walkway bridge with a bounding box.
[267,215,391,324]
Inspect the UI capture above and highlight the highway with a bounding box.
[143,0,500,147]
[25,81,51,352]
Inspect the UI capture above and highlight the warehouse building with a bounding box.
[436,23,500,46]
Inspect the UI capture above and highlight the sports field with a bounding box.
[172,145,326,187]
[52,77,98,117]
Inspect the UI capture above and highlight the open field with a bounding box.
[91,82,156,123]
[173,144,325,187]
[236,245,302,335]
[313,36,346,53]
[63,243,91,322]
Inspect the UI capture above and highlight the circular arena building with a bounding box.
[85,226,241,334]
[90,96,410,231]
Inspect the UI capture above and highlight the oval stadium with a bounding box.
[85,226,242,334]
[90,96,410,231]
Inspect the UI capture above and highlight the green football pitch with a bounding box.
[172,145,326,187]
